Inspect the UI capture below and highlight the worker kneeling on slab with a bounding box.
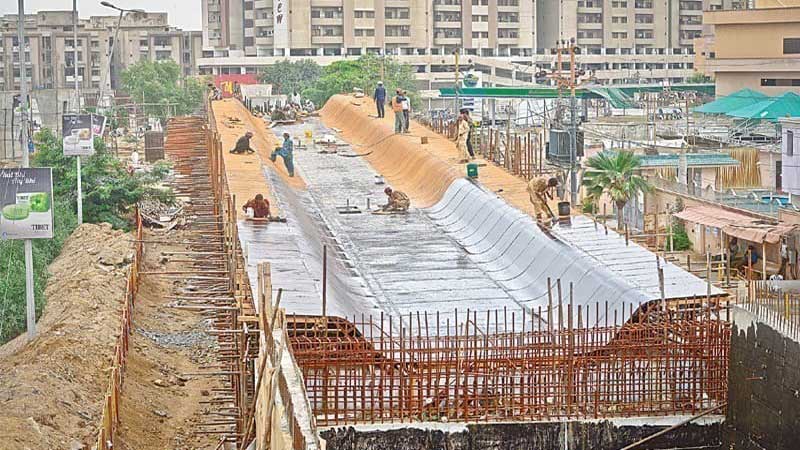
[270,132,295,177]
[382,187,410,212]
[527,176,559,226]
[242,194,270,218]
[230,131,255,154]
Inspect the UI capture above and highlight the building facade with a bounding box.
[0,11,202,92]
[699,4,800,96]
[198,0,741,86]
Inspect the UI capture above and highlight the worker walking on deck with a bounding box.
[374,81,386,118]
[527,176,559,224]
[242,194,271,218]
[382,187,410,212]
[401,90,411,133]
[230,131,255,154]
[270,132,295,177]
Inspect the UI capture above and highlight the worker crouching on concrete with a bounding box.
[270,132,295,177]
[382,187,410,212]
[242,194,270,218]
[527,176,559,225]
[230,131,255,154]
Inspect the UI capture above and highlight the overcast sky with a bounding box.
[0,0,202,31]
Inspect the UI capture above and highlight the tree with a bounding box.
[687,72,711,83]
[582,151,651,229]
[258,59,323,95]
[33,129,173,230]
[120,60,204,119]
[302,54,418,108]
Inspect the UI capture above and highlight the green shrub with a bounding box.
[665,222,692,251]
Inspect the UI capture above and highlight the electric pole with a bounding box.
[17,0,36,338]
[569,40,578,207]
[454,50,460,114]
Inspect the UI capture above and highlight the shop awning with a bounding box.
[674,206,796,244]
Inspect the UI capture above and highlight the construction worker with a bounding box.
[527,176,559,224]
[392,89,406,133]
[374,81,386,118]
[230,131,255,154]
[456,110,471,162]
[242,194,270,219]
[270,132,295,177]
[382,187,410,212]
[401,90,411,133]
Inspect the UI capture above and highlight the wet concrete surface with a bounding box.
[268,119,527,327]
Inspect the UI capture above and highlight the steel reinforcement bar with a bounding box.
[288,297,730,426]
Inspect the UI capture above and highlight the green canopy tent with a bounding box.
[694,88,769,115]
[726,92,800,122]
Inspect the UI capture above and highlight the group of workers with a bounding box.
[230,130,295,178]
[374,82,411,134]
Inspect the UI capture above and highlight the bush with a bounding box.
[665,222,692,251]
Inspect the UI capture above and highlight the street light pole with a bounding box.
[17,0,36,338]
[73,0,83,225]
[98,2,145,109]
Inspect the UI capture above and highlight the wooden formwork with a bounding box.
[96,211,143,449]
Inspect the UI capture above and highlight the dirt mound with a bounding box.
[0,223,133,450]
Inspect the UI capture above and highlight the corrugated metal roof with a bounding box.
[638,153,740,168]
[674,206,797,244]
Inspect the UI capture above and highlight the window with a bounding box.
[761,78,800,87]
[635,0,653,7]
[140,39,149,47]
[636,29,654,39]
[612,16,628,23]
[354,10,375,18]
[472,15,489,22]
[635,14,653,23]
[385,25,410,37]
[354,28,375,37]
[244,19,254,28]
[784,38,800,54]
[612,32,628,39]
[385,7,410,19]
[612,1,628,6]
[787,130,794,156]
[244,36,254,46]
[472,31,489,38]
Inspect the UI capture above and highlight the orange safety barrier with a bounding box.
[96,210,143,450]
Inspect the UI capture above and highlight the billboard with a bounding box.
[62,114,94,156]
[0,168,54,240]
[214,74,259,98]
[91,113,107,137]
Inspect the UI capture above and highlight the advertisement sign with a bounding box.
[62,114,94,156]
[91,113,107,137]
[214,74,259,98]
[461,71,483,117]
[273,0,289,49]
[0,168,54,240]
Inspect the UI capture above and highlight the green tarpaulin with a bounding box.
[694,88,769,115]
[727,92,800,122]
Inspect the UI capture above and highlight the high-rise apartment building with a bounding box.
[0,11,202,92]
[199,0,728,85]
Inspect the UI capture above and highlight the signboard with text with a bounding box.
[0,168,54,240]
[91,113,107,137]
[62,114,94,156]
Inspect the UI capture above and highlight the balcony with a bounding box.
[255,18,272,27]
[254,0,270,8]
[311,17,344,26]
[311,35,344,45]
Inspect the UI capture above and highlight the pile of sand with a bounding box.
[0,223,133,450]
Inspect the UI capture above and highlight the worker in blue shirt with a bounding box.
[374,81,386,118]
[270,132,294,177]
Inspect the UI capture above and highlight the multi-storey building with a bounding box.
[697,0,800,95]
[0,10,202,92]
[198,0,734,86]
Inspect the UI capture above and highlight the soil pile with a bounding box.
[0,223,133,450]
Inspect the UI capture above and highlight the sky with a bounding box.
[0,0,202,31]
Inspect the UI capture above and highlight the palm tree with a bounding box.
[582,151,651,229]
